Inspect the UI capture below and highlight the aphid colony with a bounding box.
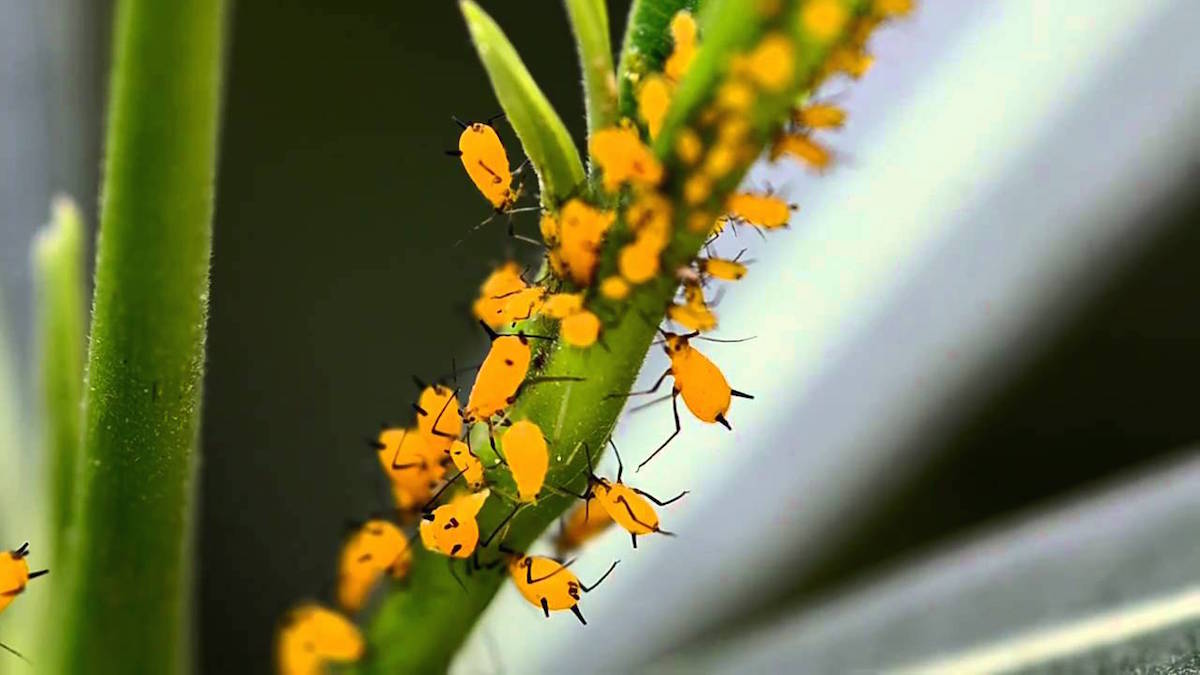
[277,1,910,671]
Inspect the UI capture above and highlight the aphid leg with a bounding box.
[420,467,468,512]
[637,391,682,472]
[608,438,625,483]
[505,219,545,248]
[606,369,671,401]
[528,558,577,584]
[0,642,29,664]
[431,388,462,438]
[615,496,658,535]
[632,487,689,507]
[628,393,674,414]
[579,560,619,593]
[570,605,587,625]
[447,560,467,593]
[480,504,522,547]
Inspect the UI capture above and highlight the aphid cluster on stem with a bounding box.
[277,1,911,671]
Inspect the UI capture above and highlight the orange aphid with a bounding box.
[337,520,412,613]
[374,428,444,512]
[555,502,615,555]
[542,292,584,320]
[276,604,364,675]
[825,46,874,80]
[561,310,602,348]
[617,331,753,469]
[715,79,755,113]
[419,489,491,559]
[874,0,915,18]
[627,191,673,249]
[507,552,619,625]
[451,118,518,211]
[726,191,795,229]
[619,237,662,284]
[667,285,718,332]
[553,199,616,286]
[683,175,713,206]
[497,285,547,324]
[698,256,748,281]
[465,333,532,423]
[663,10,698,82]
[637,75,672,140]
[733,33,795,92]
[0,543,47,616]
[675,128,703,165]
[772,132,833,171]
[801,0,850,42]
[573,442,687,548]
[502,420,549,502]
[599,275,631,301]
[473,262,528,328]
[794,102,846,130]
[591,123,664,192]
[414,382,462,455]
[702,142,738,179]
[448,440,487,491]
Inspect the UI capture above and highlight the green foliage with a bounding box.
[357,1,867,672]
[53,0,227,672]
[565,0,619,135]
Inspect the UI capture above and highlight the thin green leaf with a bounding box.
[565,0,619,134]
[55,0,226,672]
[460,0,587,207]
[32,196,87,565]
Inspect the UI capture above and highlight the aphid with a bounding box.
[663,10,698,83]
[637,75,672,140]
[504,550,619,625]
[541,292,584,320]
[372,427,445,512]
[674,128,704,165]
[590,123,664,193]
[801,0,850,42]
[276,603,363,675]
[667,283,718,332]
[599,276,631,301]
[463,323,580,427]
[824,46,874,80]
[771,132,832,171]
[555,502,615,556]
[726,191,796,229]
[569,441,688,548]
[447,115,521,212]
[499,420,550,502]
[547,199,616,286]
[619,237,662,285]
[626,190,673,250]
[683,175,713,206]
[793,102,846,130]
[612,331,754,469]
[413,380,462,455]
[0,543,48,615]
[696,250,749,281]
[560,310,602,348]
[448,440,487,491]
[732,33,795,92]
[337,520,412,613]
[419,489,517,560]
[473,262,528,329]
[495,285,547,324]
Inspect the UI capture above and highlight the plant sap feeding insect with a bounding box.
[337,520,413,613]
[500,420,549,503]
[564,441,688,548]
[276,603,364,675]
[447,115,521,213]
[503,549,619,625]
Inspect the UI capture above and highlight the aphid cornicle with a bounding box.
[504,549,619,625]
[447,115,520,212]
[276,603,364,675]
[0,542,48,615]
[565,441,688,548]
[337,520,412,614]
[612,330,754,470]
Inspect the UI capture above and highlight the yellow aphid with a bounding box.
[675,128,703,165]
[0,543,47,615]
[276,604,364,675]
[419,490,490,559]
[715,80,755,113]
[795,102,846,130]
[772,132,832,171]
[599,275,631,301]
[626,191,673,249]
[542,293,584,320]
[561,310,602,348]
[703,142,738,179]
[465,334,532,423]
[591,124,664,192]
[555,501,615,555]
[539,212,560,246]
[619,237,662,284]
[668,297,717,333]
[692,211,721,233]
[574,442,687,548]
[801,0,850,42]
[874,0,915,18]
[497,285,547,324]
[414,383,462,455]
[826,46,874,79]
[507,552,619,625]
[698,257,747,281]
[683,174,712,206]
[502,420,549,502]
[337,520,412,613]
[727,191,794,229]
[451,119,518,211]
[637,75,672,140]
[473,262,527,329]
[663,10,698,82]
[735,33,795,92]
[717,116,751,143]
[375,428,444,512]
[448,440,487,491]
[554,199,616,286]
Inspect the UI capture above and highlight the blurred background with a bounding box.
[1,0,1198,673]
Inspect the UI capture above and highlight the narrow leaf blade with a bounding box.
[564,0,619,134]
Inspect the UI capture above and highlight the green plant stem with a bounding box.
[33,196,87,565]
[615,0,698,120]
[565,0,618,135]
[359,1,865,672]
[55,1,226,673]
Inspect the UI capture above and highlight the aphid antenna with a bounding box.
[485,111,507,125]
[0,641,30,664]
[420,467,468,513]
[451,115,469,130]
[12,542,29,558]
[365,437,387,452]
[447,560,468,593]
[693,334,757,344]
